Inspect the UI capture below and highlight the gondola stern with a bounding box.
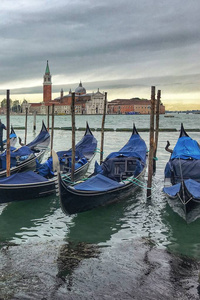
[85,122,93,136]
[179,123,189,138]
[132,123,139,135]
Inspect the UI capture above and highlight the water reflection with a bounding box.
[0,196,68,245]
[162,204,200,259]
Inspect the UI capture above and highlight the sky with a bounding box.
[0,0,199,110]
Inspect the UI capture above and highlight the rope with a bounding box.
[177,193,193,205]
[61,174,89,185]
[122,177,153,190]
[95,147,103,154]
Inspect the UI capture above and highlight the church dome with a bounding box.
[75,81,86,95]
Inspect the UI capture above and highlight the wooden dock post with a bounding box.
[33,111,36,131]
[24,107,28,145]
[153,89,161,173]
[100,92,107,164]
[6,90,10,177]
[71,92,76,182]
[50,104,55,157]
[147,86,156,198]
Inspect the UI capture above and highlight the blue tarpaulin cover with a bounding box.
[26,123,50,149]
[105,133,147,163]
[3,133,17,143]
[74,173,123,191]
[57,133,97,159]
[165,159,200,183]
[163,179,200,199]
[0,146,33,158]
[0,170,48,184]
[171,136,200,160]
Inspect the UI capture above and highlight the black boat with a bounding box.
[0,121,50,178]
[0,123,97,203]
[59,124,147,215]
[163,123,200,222]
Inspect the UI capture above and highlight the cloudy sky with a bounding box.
[0,0,199,110]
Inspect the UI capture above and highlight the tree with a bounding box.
[1,98,13,108]
[12,100,21,113]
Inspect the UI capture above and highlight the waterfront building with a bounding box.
[26,62,106,115]
[23,61,164,115]
[108,98,165,114]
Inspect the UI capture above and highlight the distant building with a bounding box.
[27,61,106,115]
[43,60,52,103]
[25,61,165,115]
[108,98,165,114]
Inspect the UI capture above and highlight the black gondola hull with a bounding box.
[59,168,145,215]
[0,157,92,203]
[165,187,200,223]
[0,179,57,203]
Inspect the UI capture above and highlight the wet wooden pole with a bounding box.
[6,90,10,177]
[33,110,36,131]
[24,107,28,144]
[147,86,156,198]
[47,105,50,131]
[153,89,161,173]
[50,104,55,157]
[100,92,107,164]
[71,92,76,182]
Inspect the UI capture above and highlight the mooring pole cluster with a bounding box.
[147,86,161,198]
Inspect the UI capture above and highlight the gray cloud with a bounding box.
[0,0,200,108]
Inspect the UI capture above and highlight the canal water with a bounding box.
[1,112,200,261]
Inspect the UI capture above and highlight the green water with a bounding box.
[1,113,200,259]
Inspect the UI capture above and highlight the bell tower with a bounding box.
[43,60,52,103]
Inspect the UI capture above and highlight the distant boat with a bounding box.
[125,112,140,115]
[164,115,174,118]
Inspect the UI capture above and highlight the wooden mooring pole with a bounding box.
[24,107,28,145]
[33,110,37,131]
[71,92,76,182]
[153,89,161,173]
[147,86,156,198]
[6,90,10,177]
[100,92,107,164]
[50,104,55,157]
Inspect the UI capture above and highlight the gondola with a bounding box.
[0,123,97,203]
[58,124,147,215]
[0,121,50,178]
[163,123,200,223]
